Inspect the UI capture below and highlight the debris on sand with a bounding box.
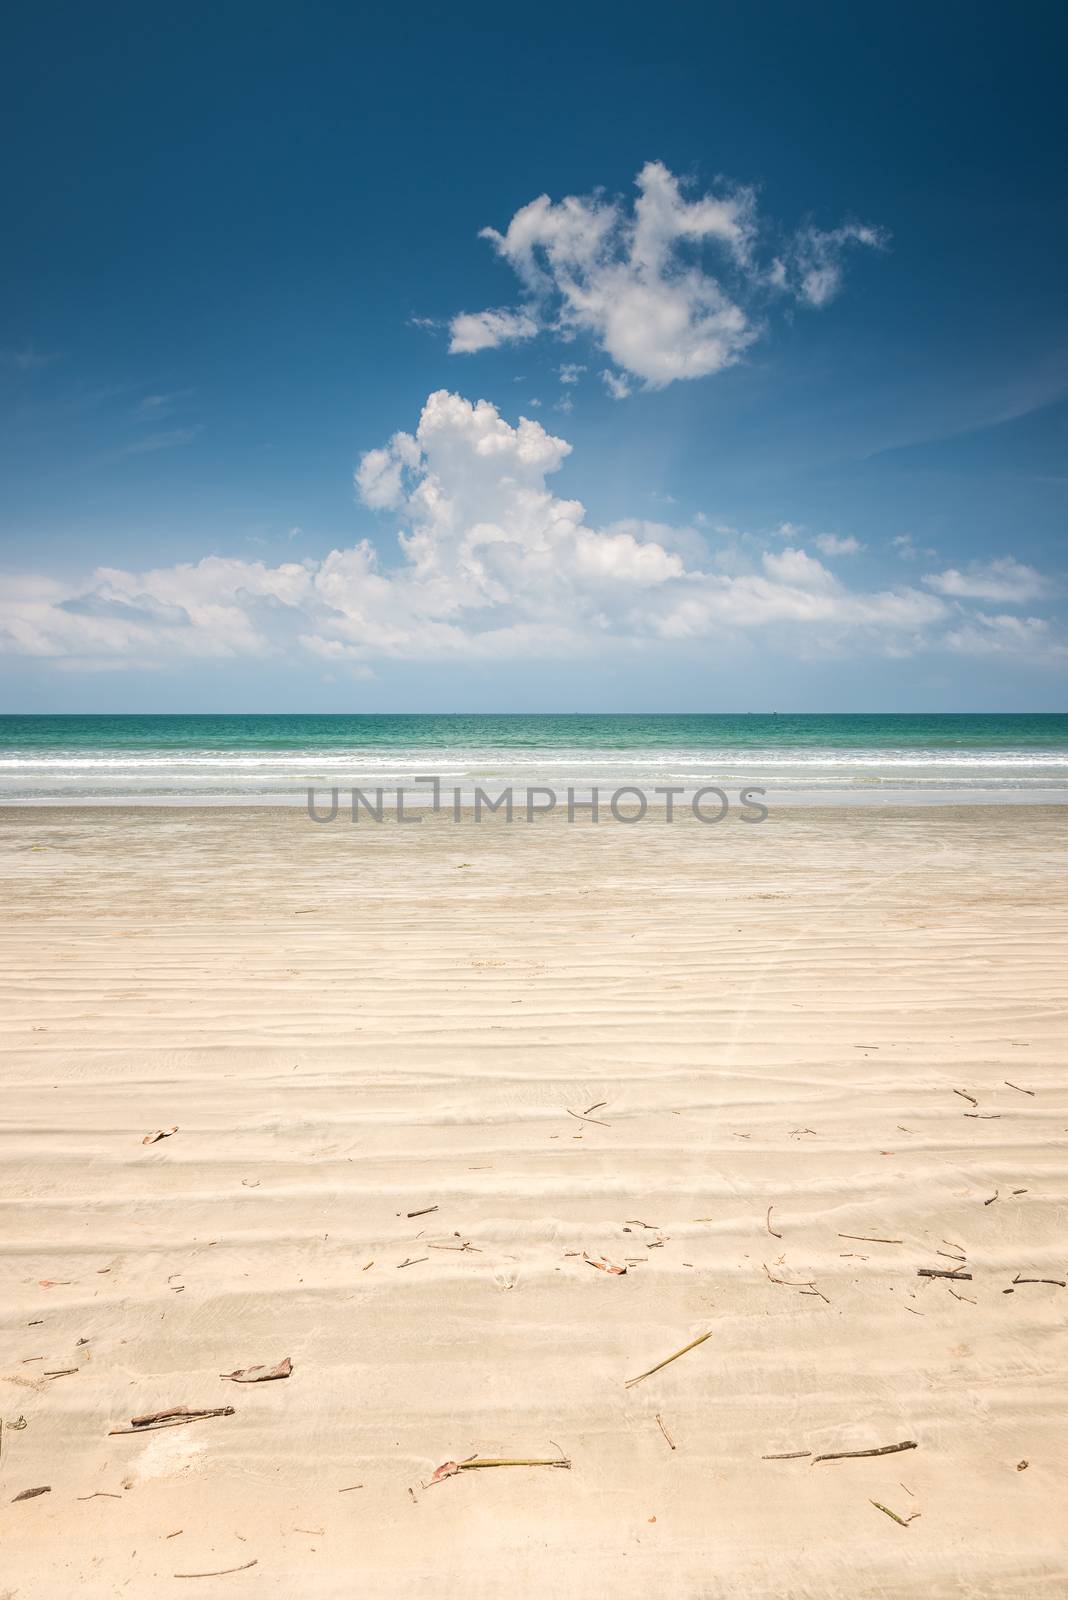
[813,1440,917,1463]
[625,1330,711,1389]
[109,1406,235,1435]
[431,1453,570,1483]
[174,1560,258,1578]
[219,1358,292,1383]
[871,1499,918,1527]
[12,1485,50,1502]
[142,1126,178,1146]
[582,1252,627,1275]
[655,1414,676,1450]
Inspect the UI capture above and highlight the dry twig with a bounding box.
[109,1406,234,1436]
[655,1414,676,1450]
[838,1233,902,1244]
[624,1330,711,1389]
[813,1440,917,1463]
[174,1561,258,1578]
[871,1499,913,1527]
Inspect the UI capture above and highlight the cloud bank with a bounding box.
[1,392,1059,673]
[447,161,886,387]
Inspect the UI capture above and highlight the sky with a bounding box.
[1,0,1066,713]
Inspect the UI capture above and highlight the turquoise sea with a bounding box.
[1,713,1067,802]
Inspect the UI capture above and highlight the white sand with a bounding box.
[1,804,1066,1597]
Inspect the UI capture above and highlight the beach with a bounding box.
[2,801,1066,1598]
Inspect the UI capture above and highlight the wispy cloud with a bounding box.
[1,344,62,373]
[923,556,1049,605]
[134,390,193,420]
[814,533,863,556]
[97,425,203,464]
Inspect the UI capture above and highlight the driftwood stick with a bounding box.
[1013,1274,1066,1288]
[766,1206,782,1239]
[762,1450,811,1460]
[917,1268,972,1280]
[813,1440,917,1464]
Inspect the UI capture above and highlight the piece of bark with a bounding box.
[12,1486,51,1502]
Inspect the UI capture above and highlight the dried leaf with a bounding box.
[431,1460,463,1482]
[142,1126,178,1146]
[219,1357,292,1383]
[582,1252,627,1276]
[12,1486,50,1502]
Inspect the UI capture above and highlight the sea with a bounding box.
[0,713,1066,804]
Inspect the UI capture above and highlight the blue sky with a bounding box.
[1,0,1066,711]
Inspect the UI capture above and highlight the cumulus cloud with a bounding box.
[1,392,1058,672]
[922,556,1048,604]
[447,161,885,387]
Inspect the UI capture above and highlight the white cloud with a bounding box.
[1,393,1058,672]
[558,363,586,384]
[922,556,1048,604]
[944,613,1059,657]
[814,533,863,556]
[447,307,538,354]
[601,370,631,400]
[451,161,884,387]
[788,223,888,308]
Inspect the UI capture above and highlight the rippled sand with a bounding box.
[1,805,1066,1597]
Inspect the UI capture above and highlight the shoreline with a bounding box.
[2,787,1068,808]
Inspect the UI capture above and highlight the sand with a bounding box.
[1,803,1066,1598]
